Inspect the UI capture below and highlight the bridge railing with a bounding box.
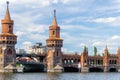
[17,60,46,65]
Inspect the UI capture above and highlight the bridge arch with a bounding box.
[109,68,118,72]
[89,67,103,72]
[64,67,79,72]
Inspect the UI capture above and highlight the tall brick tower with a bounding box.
[117,48,120,72]
[103,46,109,72]
[0,2,17,72]
[81,46,89,72]
[46,10,63,72]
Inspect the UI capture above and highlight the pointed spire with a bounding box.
[104,45,109,55]
[52,9,57,26]
[105,45,108,51]
[4,1,11,20]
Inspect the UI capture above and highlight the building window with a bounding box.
[8,26,12,33]
[7,48,12,55]
[0,49,2,54]
[53,31,55,35]
[56,51,59,57]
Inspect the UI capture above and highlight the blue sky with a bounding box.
[0,0,120,55]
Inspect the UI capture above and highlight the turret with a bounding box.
[104,45,109,57]
[46,10,63,72]
[0,1,17,72]
[81,46,88,67]
[117,48,120,66]
[1,1,14,34]
[103,46,109,72]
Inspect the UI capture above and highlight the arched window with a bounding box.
[0,48,2,54]
[56,51,59,57]
[7,48,12,55]
[115,60,117,64]
[52,31,55,35]
[8,26,12,33]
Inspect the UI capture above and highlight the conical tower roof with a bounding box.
[4,1,11,20]
[104,45,108,51]
[52,10,57,26]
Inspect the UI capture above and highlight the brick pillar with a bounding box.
[81,47,89,72]
[103,46,109,72]
[117,48,120,72]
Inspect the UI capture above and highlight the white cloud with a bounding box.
[27,34,47,41]
[110,35,120,40]
[61,25,94,31]
[15,31,26,36]
[92,17,116,23]
[62,0,69,4]
[90,16,120,26]
[22,41,33,52]
[62,48,68,53]
[12,12,47,34]
[92,41,105,46]
[52,0,59,4]
[15,31,26,40]
[91,35,120,54]
[79,43,87,47]
[61,0,84,4]
[22,41,32,46]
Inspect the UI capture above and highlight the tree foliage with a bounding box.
[94,46,97,56]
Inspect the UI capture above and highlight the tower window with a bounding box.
[7,48,12,55]
[8,26,12,33]
[53,31,55,35]
[56,51,59,57]
[0,49,2,54]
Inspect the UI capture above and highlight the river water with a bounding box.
[0,73,120,80]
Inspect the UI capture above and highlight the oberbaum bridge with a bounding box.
[0,2,120,73]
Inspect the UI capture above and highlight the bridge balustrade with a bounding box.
[87,59,103,66]
[63,59,79,64]
[109,60,117,65]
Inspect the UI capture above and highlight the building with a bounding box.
[46,10,63,72]
[28,43,47,55]
[61,46,120,72]
[16,49,26,54]
[1,2,120,73]
[0,2,17,72]
[45,10,120,72]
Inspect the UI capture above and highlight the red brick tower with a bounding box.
[103,46,109,72]
[81,46,89,72]
[0,2,17,72]
[117,48,120,72]
[46,10,63,72]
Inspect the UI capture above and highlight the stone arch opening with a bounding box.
[63,59,67,64]
[89,67,103,72]
[7,48,13,55]
[23,64,45,72]
[64,67,79,72]
[109,68,117,72]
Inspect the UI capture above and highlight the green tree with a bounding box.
[94,46,97,56]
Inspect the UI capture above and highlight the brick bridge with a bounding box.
[16,46,120,72]
[62,46,120,72]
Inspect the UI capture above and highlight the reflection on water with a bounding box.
[0,73,120,80]
[0,73,15,80]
